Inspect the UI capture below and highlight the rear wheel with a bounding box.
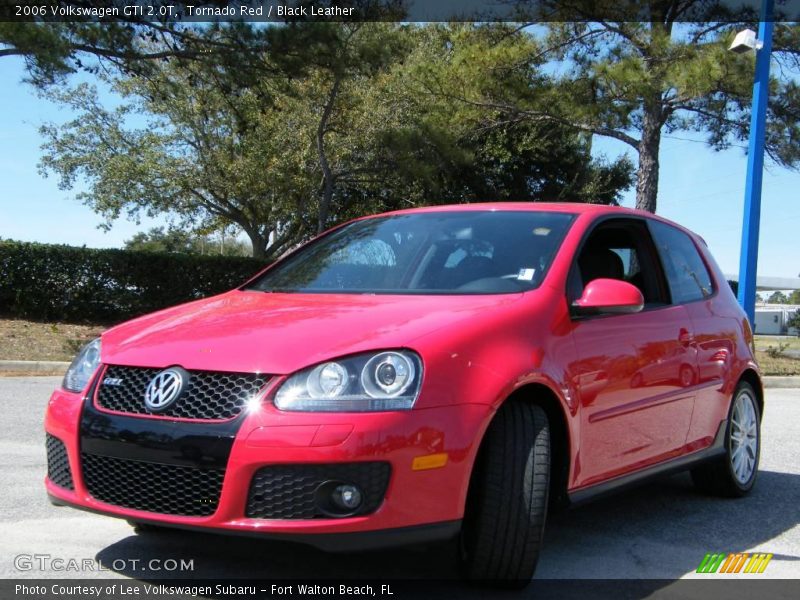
[459,401,550,587]
[691,381,760,497]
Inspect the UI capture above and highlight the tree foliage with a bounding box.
[5,3,800,230]
[0,19,212,86]
[36,23,633,257]
[38,39,316,259]
[400,24,633,206]
[788,310,800,336]
[437,1,800,213]
[766,290,788,304]
[124,227,250,257]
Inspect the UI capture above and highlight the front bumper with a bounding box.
[44,380,490,550]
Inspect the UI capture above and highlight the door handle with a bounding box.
[678,328,694,347]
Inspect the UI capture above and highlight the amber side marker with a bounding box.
[411,453,449,471]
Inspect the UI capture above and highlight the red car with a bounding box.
[45,203,762,585]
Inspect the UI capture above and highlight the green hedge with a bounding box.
[0,240,269,324]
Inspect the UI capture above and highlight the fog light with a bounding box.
[331,484,363,510]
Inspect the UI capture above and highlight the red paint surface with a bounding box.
[45,203,760,536]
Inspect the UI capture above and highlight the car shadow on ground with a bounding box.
[95,470,800,596]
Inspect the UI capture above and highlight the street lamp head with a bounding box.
[729,29,764,53]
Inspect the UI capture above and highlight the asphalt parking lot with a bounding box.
[1,376,798,583]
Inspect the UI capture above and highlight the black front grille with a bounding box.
[246,463,391,519]
[81,453,224,516]
[46,434,74,490]
[97,365,269,420]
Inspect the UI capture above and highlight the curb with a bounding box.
[0,360,798,388]
[762,376,800,389]
[0,360,70,374]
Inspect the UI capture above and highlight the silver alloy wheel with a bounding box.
[730,390,759,484]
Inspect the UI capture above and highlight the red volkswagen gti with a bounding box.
[45,203,762,585]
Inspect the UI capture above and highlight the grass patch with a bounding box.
[755,350,800,376]
[0,319,104,362]
[754,335,800,351]
[0,371,65,377]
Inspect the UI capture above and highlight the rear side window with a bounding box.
[649,220,714,303]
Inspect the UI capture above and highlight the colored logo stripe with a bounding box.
[697,552,772,574]
[697,553,726,573]
[721,553,748,573]
[745,553,774,573]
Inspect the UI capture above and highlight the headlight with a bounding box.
[274,350,422,412]
[62,338,102,392]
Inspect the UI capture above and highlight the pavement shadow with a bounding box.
[541,469,800,577]
[95,469,800,595]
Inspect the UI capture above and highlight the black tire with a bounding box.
[691,381,760,498]
[459,401,550,587]
[127,520,173,534]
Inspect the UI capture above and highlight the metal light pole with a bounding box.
[736,0,774,324]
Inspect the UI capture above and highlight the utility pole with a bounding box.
[736,0,774,325]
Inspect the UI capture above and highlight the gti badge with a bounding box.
[144,367,187,412]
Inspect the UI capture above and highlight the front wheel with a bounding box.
[691,381,760,497]
[459,401,550,587]
[127,520,174,534]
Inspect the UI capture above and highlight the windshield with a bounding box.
[247,211,575,294]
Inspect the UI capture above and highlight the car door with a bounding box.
[648,220,735,449]
[566,218,697,489]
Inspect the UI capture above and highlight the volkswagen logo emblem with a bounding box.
[144,367,187,412]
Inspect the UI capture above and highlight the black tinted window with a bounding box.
[247,211,575,294]
[649,220,714,303]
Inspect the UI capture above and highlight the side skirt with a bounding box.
[567,420,727,506]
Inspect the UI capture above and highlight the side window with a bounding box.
[649,220,714,303]
[569,218,669,306]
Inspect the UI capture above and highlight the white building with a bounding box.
[754,305,799,335]
[724,274,800,336]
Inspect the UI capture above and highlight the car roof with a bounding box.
[380,202,649,218]
[366,202,705,244]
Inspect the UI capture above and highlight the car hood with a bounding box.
[101,290,524,374]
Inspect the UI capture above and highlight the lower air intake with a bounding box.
[81,453,224,517]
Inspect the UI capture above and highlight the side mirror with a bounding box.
[572,278,644,316]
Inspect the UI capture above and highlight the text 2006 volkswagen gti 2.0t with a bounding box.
[45,203,762,586]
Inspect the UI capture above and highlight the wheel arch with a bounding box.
[737,368,764,417]
[465,382,572,512]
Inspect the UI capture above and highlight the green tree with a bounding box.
[452,2,800,212]
[262,23,415,232]
[38,23,634,256]
[400,24,633,206]
[767,290,788,304]
[0,19,217,86]
[124,227,196,254]
[124,227,249,256]
[37,35,314,259]
[788,289,800,304]
[276,23,633,222]
[788,310,800,336]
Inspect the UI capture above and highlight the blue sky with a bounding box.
[1,55,799,278]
